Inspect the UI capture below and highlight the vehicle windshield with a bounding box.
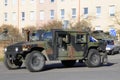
[42,32,52,40]
[98,39,114,45]
[106,40,114,45]
[29,31,52,41]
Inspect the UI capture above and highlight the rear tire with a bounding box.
[85,49,101,67]
[61,60,76,67]
[25,51,45,72]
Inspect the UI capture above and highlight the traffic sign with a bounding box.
[109,29,116,37]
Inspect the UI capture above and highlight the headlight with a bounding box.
[106,47,110,50]
[4,48,7,52]
[22,47,28,51]
[15,47,19,52]
[22,45,30,51]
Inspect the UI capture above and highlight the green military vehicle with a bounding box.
[4,29,107,72]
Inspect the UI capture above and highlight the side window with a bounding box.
[75,34,86,43]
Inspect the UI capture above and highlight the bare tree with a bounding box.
[41,20,63,30]
[114,12,120,25]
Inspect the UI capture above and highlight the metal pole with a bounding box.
[18,0,20,30]
[78,0,80,22]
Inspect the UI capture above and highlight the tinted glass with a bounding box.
[42,32,52,40]
[107,40,114,45]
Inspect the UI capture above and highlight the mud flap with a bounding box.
[100,52,108,65]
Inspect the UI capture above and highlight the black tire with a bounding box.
[4,55,21,70]
[25,51,45,72]
[111,50,115,55]
[118,50,120,54]
[61,60,76,67]
[85,49,101,67]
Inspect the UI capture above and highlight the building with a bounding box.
[0,0,120,32]
[0,0,37,30]
[36,0,58,27]
[80,0,120,32]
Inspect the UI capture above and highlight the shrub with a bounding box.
[23,26,38,33]
[41,20,63,30]
[0,24,23,42]
[71,20,91,32]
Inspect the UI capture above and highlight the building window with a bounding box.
[61,9,65,19]
[30,11,35,21]
[4,12,8,21]
[21,12,25,21]
[84,7,88,15]
[96,6,101,17]
[40,0,44,3]
[50,0,54,3]
[50,10,54,19]
[40,11,44,20]
[22,0,25,5]
[109,5,115,16]
[72,8,76,18]
[84,7,88,18]
[5,0,8,6]
[12,0,17,5]
[12,12,16,21]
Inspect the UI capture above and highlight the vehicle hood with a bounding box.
[106,45,115,50]
[6,41,45,48]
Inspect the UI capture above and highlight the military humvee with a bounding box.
[4,29,107,72]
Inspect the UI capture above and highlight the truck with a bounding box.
[4,29,107,72]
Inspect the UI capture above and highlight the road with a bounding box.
[0,54,120,80]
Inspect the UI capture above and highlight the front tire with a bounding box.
[4,55,22,70]
[25,51,45,72]
[61,60,76,67]
[85,49,101,67]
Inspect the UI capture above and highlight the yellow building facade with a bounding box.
[0,0,120,32]
[80,0,120,31]
[0,0,37,30]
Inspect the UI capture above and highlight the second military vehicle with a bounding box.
[4,29,107,72]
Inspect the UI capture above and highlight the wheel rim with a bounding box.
[30,53,44,70]
[90,54,100,65]
[32,56,41,67]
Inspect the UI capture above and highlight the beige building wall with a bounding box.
[57,0,79,20]
[0,0,19,27]
[0,0,120,32]
[36,0,57,27]
[19,0,37,29]
[80,0,120,32]
[57,0,80,28]
[0,0,37,30]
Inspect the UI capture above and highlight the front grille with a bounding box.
[7,46,22,52]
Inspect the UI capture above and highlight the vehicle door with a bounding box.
[69,32,88,59]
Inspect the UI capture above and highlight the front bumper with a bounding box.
[106,46,120,54]
[4,46,23,60]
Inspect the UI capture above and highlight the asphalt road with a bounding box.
[0,54,120,80]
